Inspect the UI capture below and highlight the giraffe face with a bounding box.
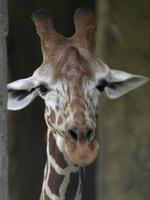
[37,47,103,166]
[7,45,148,166]
[7,46,148,166]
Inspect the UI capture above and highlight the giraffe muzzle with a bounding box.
[65,127,100,166]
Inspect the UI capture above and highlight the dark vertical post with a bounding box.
[0,0,9,199]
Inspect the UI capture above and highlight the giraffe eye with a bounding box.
[38,84,49,95]
[96,79,108,92]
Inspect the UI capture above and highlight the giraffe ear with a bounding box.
[104,70,149,99]
[7,77,38,110]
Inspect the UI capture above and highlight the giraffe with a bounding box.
[7,7,148,200]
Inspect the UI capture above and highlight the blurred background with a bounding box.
[7,0,150,200]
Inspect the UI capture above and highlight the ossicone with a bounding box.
[32,9,65,59]
[71,7,96,51]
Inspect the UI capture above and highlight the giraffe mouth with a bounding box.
[64,137,100,167]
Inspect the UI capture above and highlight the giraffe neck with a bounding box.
[40,129,83,200]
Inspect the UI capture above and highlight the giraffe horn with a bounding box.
[32,9,64,59]
[71,7,96,51]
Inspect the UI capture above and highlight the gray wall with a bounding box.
[95,0,150,200]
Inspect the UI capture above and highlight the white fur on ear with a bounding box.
[104,70,149,99]
[7,77,38,110]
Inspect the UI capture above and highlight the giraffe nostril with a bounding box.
[86,129,94,142]
[68,129,78,143]
[67,128,95,144]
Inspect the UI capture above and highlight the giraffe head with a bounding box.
[7,8,148,167]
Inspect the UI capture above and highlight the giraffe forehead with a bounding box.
[53,46,94,81]
[33,44,110,88]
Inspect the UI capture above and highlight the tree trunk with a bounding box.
[95,0,150,200]
[0,0,9,199]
